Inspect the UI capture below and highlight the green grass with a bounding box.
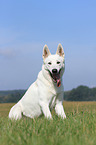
[0,102,96,145]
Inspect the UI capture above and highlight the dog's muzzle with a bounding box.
[49,69,61,87]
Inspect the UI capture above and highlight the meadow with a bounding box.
[0,102,96,145]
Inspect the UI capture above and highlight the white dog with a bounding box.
[9,44,66,120]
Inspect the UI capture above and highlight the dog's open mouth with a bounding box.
[48,70,61,87]
[51,73,61,87]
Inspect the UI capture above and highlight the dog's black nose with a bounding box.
[52,69,57,74]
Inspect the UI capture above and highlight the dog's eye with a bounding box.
[48,62,52,65]
[57,61,60,64]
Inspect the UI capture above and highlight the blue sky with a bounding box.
[0,0,96,91]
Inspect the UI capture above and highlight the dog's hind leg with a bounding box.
[9,102,22,120]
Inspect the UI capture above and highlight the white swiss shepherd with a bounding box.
[9,44,66,120]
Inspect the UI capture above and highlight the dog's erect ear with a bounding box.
[56,43,65,58]
[43,44,51,60]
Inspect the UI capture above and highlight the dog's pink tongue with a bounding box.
[57,79,61,87]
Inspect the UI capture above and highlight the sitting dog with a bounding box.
[9,44,66,120]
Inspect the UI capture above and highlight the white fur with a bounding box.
[9,44,66,120]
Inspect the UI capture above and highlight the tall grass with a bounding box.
[0,102,96,145]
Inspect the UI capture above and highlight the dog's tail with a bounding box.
[9,102,22,120]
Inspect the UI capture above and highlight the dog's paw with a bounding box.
[61,113,66,119]
[47,115,53,120]
[63,114,66,119]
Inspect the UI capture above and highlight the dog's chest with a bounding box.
[49,94,57,108]
[46,87,60,104]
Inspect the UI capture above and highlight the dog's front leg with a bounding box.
[55,93,66,119]
[39,101,52,119]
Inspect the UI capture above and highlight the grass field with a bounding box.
[0,102,96,145]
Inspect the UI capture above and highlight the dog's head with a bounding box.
[42,43,65,87]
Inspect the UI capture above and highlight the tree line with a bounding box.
[0,85,96,103]
[64,85,96,101]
